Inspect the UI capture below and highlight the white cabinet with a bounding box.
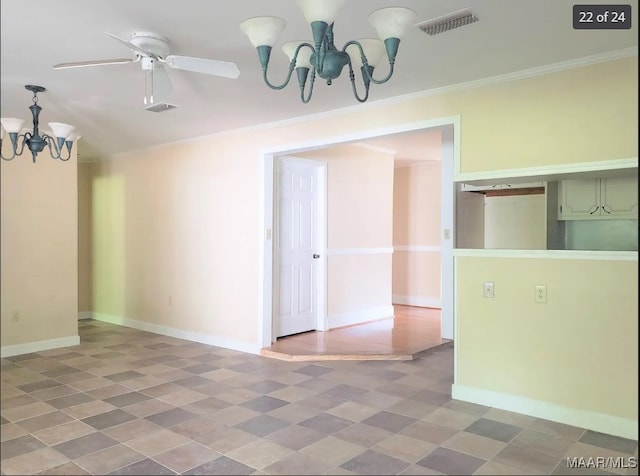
[558,176,638,220]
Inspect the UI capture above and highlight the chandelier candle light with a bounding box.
[1,85,79,163]
[240,0,416,103]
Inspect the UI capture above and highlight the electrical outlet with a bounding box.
[535,285,547,303]
[483,281,495,298]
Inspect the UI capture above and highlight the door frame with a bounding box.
[259,116,460,348]
[273,156,328,340]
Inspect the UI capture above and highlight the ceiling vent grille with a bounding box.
[416,8,478,36]
[143,102,178,113]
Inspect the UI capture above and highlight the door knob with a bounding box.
[313,254,320,259]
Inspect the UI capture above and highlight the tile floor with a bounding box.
[1,320,637,475]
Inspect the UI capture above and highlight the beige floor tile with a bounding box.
[62,400,117,419]
[152,441,221,473]
[493,443,561,474]
[124,428,191,456]
[102,418,163,442]
[156,388,208,406]
[483,408,538,427]
[474,460,531,475]
[0,447,69,475]
[512,428,576,459]
[0,422,28,441]
[326,401,380,422]
[442,431,507,459]
[422,407,479,430]
[267,402,322,424]
[195,426,259,453]
[267,385,316,403]
[528,419,586,440]
[1,387,26,400]
[74,443,145,474]
[124,398,175,418]
[66,377,113,392]
[32,420,96,445]
[206,405,259,426]
[374,433,437,463]
[2,402,57,422]
[227,439,295,469]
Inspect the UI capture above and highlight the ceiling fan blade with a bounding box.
[163,55,240,79]
[53,58,135,69]
[105,32,150,57]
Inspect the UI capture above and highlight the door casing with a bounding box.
[259,116,460,348]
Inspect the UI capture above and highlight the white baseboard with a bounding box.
[392,295,442,309]
[78,311,93,320]
[452,384,638,440]
[91,313,261,355]
[1,335,80,358]
[329,305,394,329]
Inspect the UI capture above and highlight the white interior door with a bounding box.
[276,158,320,337]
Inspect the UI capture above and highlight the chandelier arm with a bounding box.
[346,63,370,103]
[300,69,317,104]
[41,133,63,160]
[341,40,395,85]
[1,133,25,160]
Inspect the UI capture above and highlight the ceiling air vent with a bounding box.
[143,102,179,113]
[416,8,478,36]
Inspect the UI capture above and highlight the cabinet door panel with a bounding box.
[558,179,600,219]
[600,176,638,217]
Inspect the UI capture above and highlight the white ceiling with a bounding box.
[1,0,637,161]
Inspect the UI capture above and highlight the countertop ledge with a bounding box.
[454,249,638,261]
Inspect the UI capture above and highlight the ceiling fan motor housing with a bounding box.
[130,32,170,58]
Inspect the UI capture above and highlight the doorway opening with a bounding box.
[260,117,459,351]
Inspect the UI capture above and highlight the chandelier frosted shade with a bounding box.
[48,122,75,140]
[296,0,345,25]
[239,16,286,48]
[1,117,26,134]
[368,7,418,40]
[240,2,416,104]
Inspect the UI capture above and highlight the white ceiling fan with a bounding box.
[54,32,240,107]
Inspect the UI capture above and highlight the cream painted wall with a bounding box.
[299,144,395,327]
[1,144,79,349]
[393,163,442,306]
[79,57,637,429]
[455,256,638,423]
[78,162,93,313]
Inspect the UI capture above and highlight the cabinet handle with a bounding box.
[602,206,612,214]
[589,206,599,214]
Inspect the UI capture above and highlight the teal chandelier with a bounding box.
[240,0,416,103]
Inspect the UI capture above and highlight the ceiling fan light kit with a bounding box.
[1,85,79,163]
[240,0,417,103]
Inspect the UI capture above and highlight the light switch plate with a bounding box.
[483,281,495,298]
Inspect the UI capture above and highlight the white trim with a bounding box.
[456,157,638,184]
[394,245,441,253]
[329,305,395,329]
[110,48,636,161]
[452,384,638,441]
[78,311,93,320]
[454,249,638,261]
[351,142,397,156]
[1,335,80,358]
[392,295,442,309]
[326,247,394,256]
[91,313,261,355]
